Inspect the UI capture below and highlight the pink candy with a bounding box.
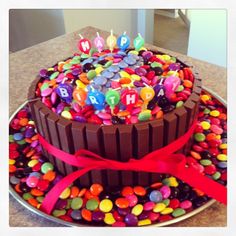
[97,112,112,120]
[41,88,52,97]
[126,194,138,207]
[143,201,155,211]
[160,185,171,199]
[180,200,192,209]
[210,124,223,134]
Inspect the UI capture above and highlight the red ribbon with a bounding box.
[38,121,227,214]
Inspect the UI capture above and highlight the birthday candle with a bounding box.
[78,34,92,54]
[133,33,145,51]
[106,30,117,52]
[117,31,130,51]
[93,32,105,53]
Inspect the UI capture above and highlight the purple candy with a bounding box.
[168,63,181,71]
[39,69,47,78]
[56,103,65,114]
[30,140,39,148]
[125,213,138,226]
[92,211,105,221]
[133,81,144,87]
[24,127,35,138]
[118,207,130,216]
[142,51,153,60]
[55,199,68,210]
[138,211,149,220]
[72,68,82,76]
[135,67,147,76]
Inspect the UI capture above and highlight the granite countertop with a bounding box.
[9,26,227,227]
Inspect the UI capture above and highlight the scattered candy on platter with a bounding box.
[9,90,227,226]
[36,32,195,125]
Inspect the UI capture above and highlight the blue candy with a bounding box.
[149,190,163,203]
[13,133,24,141]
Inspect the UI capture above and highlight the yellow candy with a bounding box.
[28,159,39,167]
[161,207,174,215]
[201,95,211,102]
[75,80,86,89]
[156,55,164,60]
[95,66,104,75]
[216,135,221,140]
[153,203,166,213]
[60,187,71,199]
[131,204,143,216]
[128,50,139,55]
[210,110,220,117]
[28,121,35,125]
[217,154,227,161]
[138,219,151,226]
[219,143,227,149]
[99,199,113,212]
[201,121,211,130]
[9,159,15,165]
[119,71,131,78]
[131,74,141,81]
[167,71,179,76]
[104,213,116,225]
[162,54,171,61]
[47,67,54,71]
[61,110,72,120]
[169,177,178,187]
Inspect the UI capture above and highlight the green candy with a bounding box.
[162,199,170,206]
[71,197,83,210]
[17,140,26,145]
[71,59,80,65]
[9,135,14,142]
[176,101,184,108]
[64,69,72,75]
[87,70,97,80]
[36,196,45,203]
[104,61,113,68]
[86,199,99,211]
[203,108,211,114]
[66,199,72,209]
[194,133,206,142]
[162,178,170,186]
[81,53,89,59]
[176,85,184,92]
[50,71,59,80]
[138,110,151,122]
[170,57,177,63]
[151,62,162,68]
[23,193,33,200]
[63,63,72,70]
[52,209,66,217]
[200,159,212,166]
[172,208,186,217]
[40,83,49,91]
[63,107,70,111]
[89,48,97,56]
[41,162,54,174]
[212,171,221,180]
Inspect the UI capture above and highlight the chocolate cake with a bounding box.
[28,48,202,187]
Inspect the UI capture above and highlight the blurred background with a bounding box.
[9,9,226,67]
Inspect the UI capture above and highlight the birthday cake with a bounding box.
[28,33,202,187]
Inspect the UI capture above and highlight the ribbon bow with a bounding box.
[38,121,227,215]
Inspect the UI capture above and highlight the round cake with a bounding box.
[28,48,202,187]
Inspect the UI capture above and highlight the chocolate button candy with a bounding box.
[14,169,26,178]
[153,67,163,75]
[19,182,31,193]
[83,63,95,72]
[108,65,120,73]
[172,208,186,217]
[125,213,138,226]
[92,211,105,222]
[71,210,82,220]
[10,176,20,185]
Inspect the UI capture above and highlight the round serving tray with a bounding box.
[9,86,226,227]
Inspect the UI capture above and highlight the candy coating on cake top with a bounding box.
[35,48,195,125]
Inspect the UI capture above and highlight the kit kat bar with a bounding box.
[72,122,91,187]
[39,107,55,165]
[163,112,177,146]
[102,126,120,187]
[149,119,164,183]
[134,123,150,186]
[118,125,133,186]
[47,112,66,175]
[27,76,40,121]
[86,124,104,185]
[32,101,44,136]
[175,107,188,153]
[57,118,74,175]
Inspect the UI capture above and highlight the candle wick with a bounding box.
[91,86,95,92]
[79,34,83,39]
[96,32,99,37]
[123,31,126,35]
[143,82,149,87]
[138,33,142,38]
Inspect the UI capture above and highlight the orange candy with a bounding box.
[19,118,29,126]
[156,110,163,119]
[190,151,201,160]
[151,182,163,189]
[206,133,217,141]
[90,183,103,196]
[183,80,193,88]
[115,198,129,209]
[28,198,39,207]
[9,165,16,173]
[78,188,87,197]
[121,186,134,197]
[81,208,92,221]
[133,186,146,196]
[43,170,56,182]
[79,73,90,84]
[14,183,22,193]
[70,186,80,198]
[119,78,131,84]
[31,188,44,197]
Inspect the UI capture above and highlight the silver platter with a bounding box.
[9,86,226,227]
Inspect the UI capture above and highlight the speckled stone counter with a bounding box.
[9,26,227,227]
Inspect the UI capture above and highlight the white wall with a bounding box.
[9,10,65,52]
[187,10,227,67]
